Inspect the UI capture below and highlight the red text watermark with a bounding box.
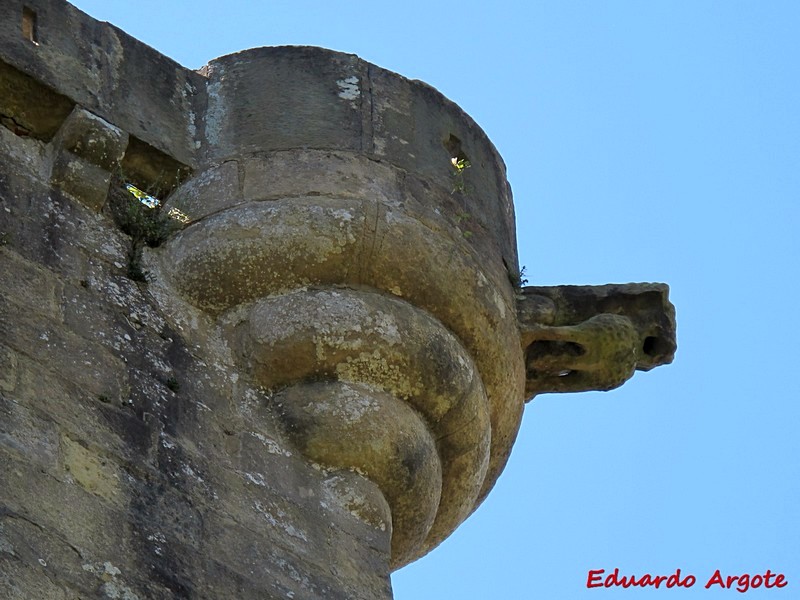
[587,568,787,593]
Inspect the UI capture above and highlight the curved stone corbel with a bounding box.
[219,287,491,567]
[518,283,677,398]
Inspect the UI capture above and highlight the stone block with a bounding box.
[240,149,399,205]
[0,446,130,561]
[0,118,50,178]
[0,171,95,280]
[51,107,128,171]
[12,353,145,463]
[203,510,373,600]
[164,159,241,223]
[0,246,63,320]
[0,508,97,597]
[204,46,364,161]
[0,345,17,392]
[61,435,122,505]
[0,298,129,402]
[0,556,72,600]
[0,396,59,469]
[49,107,129,212]
[49,152,113,212]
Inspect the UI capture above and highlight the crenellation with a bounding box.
[1,0,203,166]
[0,59,74,141]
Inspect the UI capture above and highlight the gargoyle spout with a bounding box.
[517,283,677,398]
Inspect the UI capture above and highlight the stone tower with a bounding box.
[0,1,676,598]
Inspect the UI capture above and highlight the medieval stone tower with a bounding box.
[0,1,676,598]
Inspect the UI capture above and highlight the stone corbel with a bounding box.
[49,106,128,211]
[518,283,677,398]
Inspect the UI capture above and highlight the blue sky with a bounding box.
[70,2,800,598]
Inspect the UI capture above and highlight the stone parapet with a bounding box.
[0,0,202,167]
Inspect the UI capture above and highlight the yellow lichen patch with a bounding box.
[62,436,120,502]
[335,350,422,401]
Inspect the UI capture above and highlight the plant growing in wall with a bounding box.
[450,156,471,195]
[107,178,186,282]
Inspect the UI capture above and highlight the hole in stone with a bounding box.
[121,183,189,222]
[528,340,586,361]
[108,174,188,283]
[643,336,668,357]
[444,134,471,195]
[525,340,586,379]
[444,133,470,168]
[125,183,160,208]
[0,59,75,139]
[22,7,38,45]
[119,135,191,197]
[107,174,186,253]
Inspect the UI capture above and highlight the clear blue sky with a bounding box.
[70,2,800,598]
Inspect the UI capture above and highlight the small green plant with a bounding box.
[165,377,180,393]
[450,157,471,194]
[113,183,181,245]
[108,179,186,283]
[509,265,529,290]
[98,394,110,403]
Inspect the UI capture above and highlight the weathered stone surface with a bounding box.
[0,296,129,401]
[0,396,60,469]
[165,159,242,223]
[0,118,397,599]
[0,2,676,598]
[519,284,677,396]
[221,287,492,565]
[276,381,443,568]
[203,46,364,160]
[0,345,16,392]
[198,46,518,275]
[160,189,525,520]
[1,0,202,165]
[49,154,112,212]
[0,58,74,141]
[51,106,128,171]
[0,246,63,320]
[0,445,130,565]
[49,106,129,211]
[61,435,124,505]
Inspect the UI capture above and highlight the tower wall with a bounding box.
[0,2,676,598]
